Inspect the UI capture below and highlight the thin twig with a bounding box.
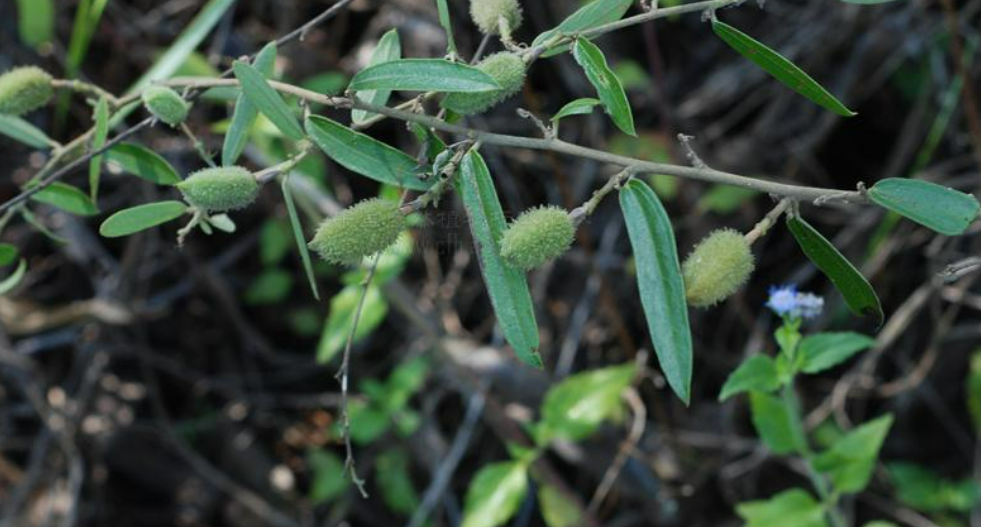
[744,198,792,245]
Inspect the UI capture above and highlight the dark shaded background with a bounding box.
[1,0,980,526]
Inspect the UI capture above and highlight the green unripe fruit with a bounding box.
[682,228,755,307]
[176,166,258,212]
[0,66,54,116]
[142,85,189,126]
[470,0,523,36]
[308,198,405,265]
[500,206,575,270]
[442,52,526,116]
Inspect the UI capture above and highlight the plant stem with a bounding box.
[781,382,848,527]
[159,77,868,204]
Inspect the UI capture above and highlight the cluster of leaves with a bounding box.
[460,363,638,527]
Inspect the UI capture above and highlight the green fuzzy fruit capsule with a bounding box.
[682,228,755,307]
[470,0,523,36]
[142,85,189,126]
[0,66,54,116]
[176,166,258,212]
[442,52,526,116]
[500,205,575,270]
[308,198,406,265]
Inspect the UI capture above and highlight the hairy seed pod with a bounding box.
[176,166,258,212]
[142,85,189,126]
[470,0,523,36]
[442,52,526,116]
[0,66,54,116]
[682,228,755,307]
[500,206,575,270]
[308,198,405,265]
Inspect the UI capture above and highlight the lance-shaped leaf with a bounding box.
[31,183,99,216]
[457,150,542,368]
[281,174,320,300]
[0,114,54,149]
[619,179,692,403]
[552,97,601,123]
[434,0,457,55]
[99,201,188,237]
[89,96,109,201]
[787,215,883,324]
[127,0,236,94]
[105,143,182,185]
[305,115,432,191]
[460,461,529,527]
[233,60,305,140]
[867,178,980,236]
[349,59,501,93]
[223,41,277,166]
[712,18,856,117]
[572,38,636,136]
[532,0,634,57]
[352,30,402,124]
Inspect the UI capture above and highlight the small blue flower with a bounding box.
[766,285,798,316]
[766,284,824,319]
[794,292,824,319]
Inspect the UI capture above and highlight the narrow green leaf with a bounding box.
[799,332,876,374]
[540,364,636,442]
[434,0,458,55]
[0,260,27,297]
[572,38,636,136]
[538,484,581,527]
[750,391,806,455]
[867,178,980,236]
[349,59,501,93]
[127,0,237,94]
[105,143,182,185]
[223,42,278,166]
[305,115,432,191]
[31,183,99,216]
[15,0,54,47]
[737,489,829,527]
[352,30,402,124]
[281,174,320,300]
[0,114,54,149]
[552,97,601,122]
[719,355,780,401]
[460,461,529,527]
[619,179,691,403]
[814,414,893,493]
[457,151,542,367]
[532,0,634,57]
[89,97,109,202]
[20,208,66,244]
[0,245,18,267]
[712,18,857,117]
[316,284,389,363]
[787,215,883,323]
[233,61,305,141]
[376,448,421,516]
[99,201,188,237]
